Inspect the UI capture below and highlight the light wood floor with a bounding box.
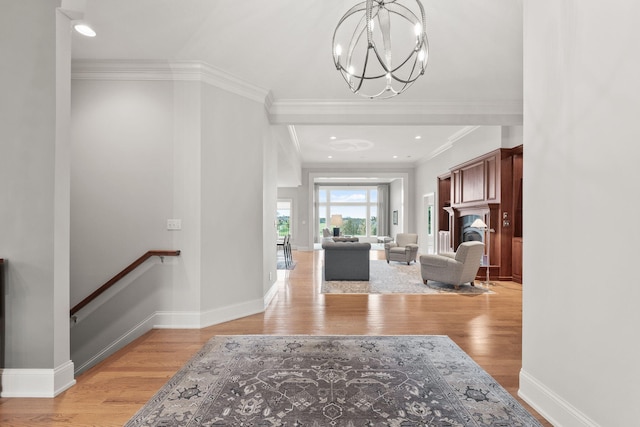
[0,249,551,426]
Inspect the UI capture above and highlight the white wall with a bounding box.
[69,78,196,372]
[276,125,302,187]
[520,1,640,425]
[70,80,176,308]
[389,179,404,236]
[0,0,75,396]
[200,84,266,315]
[68,67,275,373]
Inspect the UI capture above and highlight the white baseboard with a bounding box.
[74,312,158,375]
[153,310,202,329]
[519,369,600,427]
[73,298,266,377]
[1,360,76,398]
[264,282,278,308]
[199,298,264,328]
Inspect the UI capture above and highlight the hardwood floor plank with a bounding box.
[0,249,551,426]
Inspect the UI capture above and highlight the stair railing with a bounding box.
[70,250,180,318]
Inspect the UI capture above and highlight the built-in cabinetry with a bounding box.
[437,146,523,282]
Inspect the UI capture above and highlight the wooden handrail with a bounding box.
[70,250,180,317]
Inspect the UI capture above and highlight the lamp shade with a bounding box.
[470,218,487,229]
[330,214,343,227]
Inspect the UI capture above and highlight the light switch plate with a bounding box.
[167,219,182,230]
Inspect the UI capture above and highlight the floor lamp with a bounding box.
[470,218,494,286]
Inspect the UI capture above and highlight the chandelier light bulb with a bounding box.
[332,0,429,99]
[418,49,426,62]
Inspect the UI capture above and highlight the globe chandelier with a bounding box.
[332,0,429,99]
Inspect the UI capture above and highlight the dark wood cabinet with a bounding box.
[437,146,523,282]
[512,237,523,283]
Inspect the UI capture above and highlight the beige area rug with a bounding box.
[321,260,493,294]
[124,335,542,426]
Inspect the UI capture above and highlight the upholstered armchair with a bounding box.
[385,233,419,265]
[419,241,484,289]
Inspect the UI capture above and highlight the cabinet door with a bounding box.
[512,238,522,283]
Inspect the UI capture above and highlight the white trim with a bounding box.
[420,126,481,164]
[74,300,268,375]
[268,99,523,126]
[71,60,270,103]
[519,369,601,427]
[73,312,158,375]
[199,298,265,329]
[153,311,202,329]
[0,360,75,398]
[448,125,481,144]
[287,125,303,158]
[263,282,279,308]
[70,60,522,126]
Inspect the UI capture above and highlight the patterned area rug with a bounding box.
[321,260,492,294]
[125,335,541,427]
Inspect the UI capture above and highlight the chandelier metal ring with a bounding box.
[333,0,429,99]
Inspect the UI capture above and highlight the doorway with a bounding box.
[421,193,435,255]
[277,199,292,239]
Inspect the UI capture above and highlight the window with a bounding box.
[277,200,292,238]
[318,186,378,238]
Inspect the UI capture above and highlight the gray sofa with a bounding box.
[322,241,371,280]
[332,237,359,242]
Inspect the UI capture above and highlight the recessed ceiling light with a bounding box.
[74,23,96,37]
[415,135,422,140]
[328,155,333,159]
[330,136,337,140]
[393,155,398,159]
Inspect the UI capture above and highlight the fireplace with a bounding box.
[460,215,484,243]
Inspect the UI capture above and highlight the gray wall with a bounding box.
[63,56,277,370]
[69,78,191,371]
[200,84,267,312]
[389,179,404,236]
[520,1,640,425]
[68,71,277,372]
[0,0,71,376]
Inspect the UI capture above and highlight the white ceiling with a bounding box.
[71,0,523,168]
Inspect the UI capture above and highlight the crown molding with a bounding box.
[71,59,270,104]
[417,126,482,165]
[267,99,523,126]
[448,125,482,144]
[70,60,522,126]
[287,125,302,158]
